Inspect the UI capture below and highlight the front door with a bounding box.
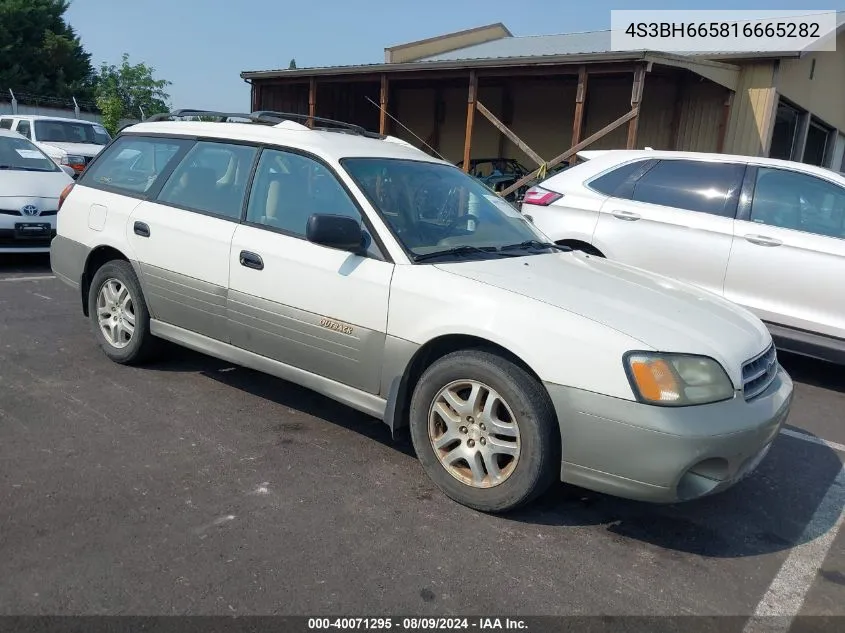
[227,147,394,395]
[592,158,746,296]
[724,165,845,340]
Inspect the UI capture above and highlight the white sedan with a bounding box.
[523,149,845,365]
[0,129,74,253]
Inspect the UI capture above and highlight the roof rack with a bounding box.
[132,109,385,139]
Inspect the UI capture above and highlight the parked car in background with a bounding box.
[522,149,845,365]
[0,115,111,178]
[51,111,791,513]
[0,129,74,253]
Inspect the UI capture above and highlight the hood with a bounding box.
[0,169,72,199]
[436,252,771,385]
[38,141,104,157]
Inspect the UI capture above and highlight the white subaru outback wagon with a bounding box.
[50,111,793,512]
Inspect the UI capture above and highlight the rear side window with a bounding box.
[158,141,258,220]
[631,159,745,217]
[588,160,650,197]
[16,121,31,139]
[0,119,12,130]
[80,135,192,195]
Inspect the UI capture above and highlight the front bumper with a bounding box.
[0,214,56,252]
[546,365,793,503]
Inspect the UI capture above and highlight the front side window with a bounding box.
[33,120,111,145]
[245,148,362,236]
[0,134,60,172]
[750,167,845,239]
[631,159,745,217]
[158,141,258,220]
[343,158,546,261]
[81,135,191,194]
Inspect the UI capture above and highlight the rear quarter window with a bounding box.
[79,135,192,196]
[587,159,653,197]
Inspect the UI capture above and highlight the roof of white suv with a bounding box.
[123,119,443,164]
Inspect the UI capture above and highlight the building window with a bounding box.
[769,100,801,161]
[802,117,832,167]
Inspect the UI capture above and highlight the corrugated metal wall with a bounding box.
[722,62,777,157]
[675,81,726,153]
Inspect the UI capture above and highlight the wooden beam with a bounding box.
[379,74,389,135]
[571,65,588,148]
[668,78,685,151]
[476,100,544,167]
[626,65,646,149]
[462,71,477,172]
[307,77,316,128]
[501,107,639,198]
[716,91,734,153]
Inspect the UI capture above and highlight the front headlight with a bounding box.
[624,352,735,406]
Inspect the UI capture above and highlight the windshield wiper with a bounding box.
[0,165,51,172]
[498,240,572,253]
[412,245,517,263]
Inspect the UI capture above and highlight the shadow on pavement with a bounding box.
[139,336,844,560]
[0,253,52,275]
[778,351,845,395]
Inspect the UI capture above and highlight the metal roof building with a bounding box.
[242,16,845,179]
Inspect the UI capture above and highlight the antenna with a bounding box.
[365,96,448,162]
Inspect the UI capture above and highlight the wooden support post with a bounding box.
[379,74,389,135]
[716,91,734,153]
[669,79,685,151]
[571,65,588,154]
[476,100,544,167]
[307,77,316,128]
[626,65,646,149]
[462,71,477,172]
[501,107,639,198]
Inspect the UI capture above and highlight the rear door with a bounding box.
[591,158,746,296]
[127,139,259,341]
[724,165,845,340]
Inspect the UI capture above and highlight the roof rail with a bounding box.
[131,108,386,139]
[250,111,385,139]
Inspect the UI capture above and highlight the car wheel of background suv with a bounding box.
[88,260,160,365]
[409,349,560,513]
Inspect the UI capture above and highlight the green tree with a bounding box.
[0,0,95,98]
[94,53,171,133]
[288,58,297,69]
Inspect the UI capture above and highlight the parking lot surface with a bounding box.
[1,254,843,624]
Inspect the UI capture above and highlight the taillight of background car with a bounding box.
[58,183,75,211]
[522,186,562,206]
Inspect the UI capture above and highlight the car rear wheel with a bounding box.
[409,349,559,513]
[88,260,159,365]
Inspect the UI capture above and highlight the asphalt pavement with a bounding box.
[0,254,842,626]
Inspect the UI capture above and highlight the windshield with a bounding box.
[34,120,111,145]
[0,135,60,172]
[342,158,547,261]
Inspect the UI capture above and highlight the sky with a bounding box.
[65,0,844,114]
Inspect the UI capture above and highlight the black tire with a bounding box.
[409,349,559,513]
[87,259,160,365]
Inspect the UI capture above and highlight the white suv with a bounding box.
[0,115,111,177]
[50,112,793,512]
[523,149,845,366]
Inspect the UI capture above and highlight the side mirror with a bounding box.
[60,165,76,178]
[306,214,366,254]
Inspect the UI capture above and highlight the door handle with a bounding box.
[239,250,264,270]
[611,210,641,221]
[133,221,150,238]
[744,234,782,247]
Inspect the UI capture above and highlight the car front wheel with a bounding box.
[409,349,559,513]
